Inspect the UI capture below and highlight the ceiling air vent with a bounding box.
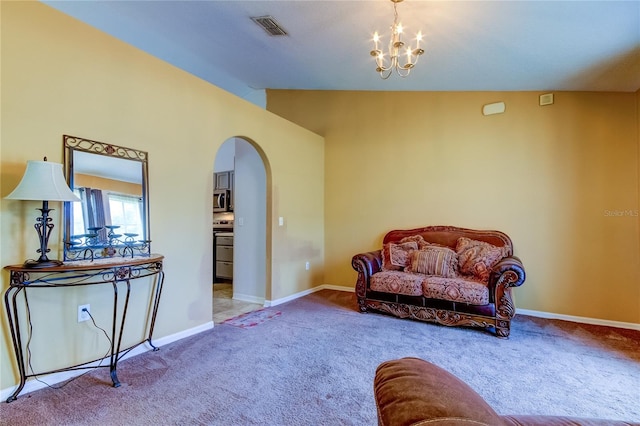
[251,16,288,36]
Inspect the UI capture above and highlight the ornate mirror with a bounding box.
[63,135,150,260]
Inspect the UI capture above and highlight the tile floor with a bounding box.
[212,282,263,324]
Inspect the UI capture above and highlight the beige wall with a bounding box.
[1,3,324,390]
[268,89,640,325]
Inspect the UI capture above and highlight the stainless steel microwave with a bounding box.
[213,189,229,212]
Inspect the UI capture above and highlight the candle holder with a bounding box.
[65,226,150,261]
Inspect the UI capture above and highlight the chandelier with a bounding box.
[370,0,424,79]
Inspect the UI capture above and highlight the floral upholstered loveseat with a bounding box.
[351,226,526,337]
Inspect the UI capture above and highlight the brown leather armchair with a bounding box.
[374,358,639,426]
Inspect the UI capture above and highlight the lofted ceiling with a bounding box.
[43,1,640,102]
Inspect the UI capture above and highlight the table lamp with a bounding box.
[5,158,80,268]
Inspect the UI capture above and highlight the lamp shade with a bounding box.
[5,160,80,202]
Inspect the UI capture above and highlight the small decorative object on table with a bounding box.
[65,227,151,261]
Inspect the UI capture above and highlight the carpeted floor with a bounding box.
[1,290,639,425]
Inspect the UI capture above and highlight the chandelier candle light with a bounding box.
[5,158,80,268]
[371,0,424,79]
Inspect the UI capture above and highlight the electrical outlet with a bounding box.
[78,304,91,322]
[305,261,310,270]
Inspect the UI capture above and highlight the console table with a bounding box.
[3,254,165,402]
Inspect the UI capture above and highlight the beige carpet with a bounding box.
[1,290,639,425]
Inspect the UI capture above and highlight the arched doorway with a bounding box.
[212,136,269,324]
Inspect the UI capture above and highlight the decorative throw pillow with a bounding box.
[455,237,505,282]
[407,246,458,278]
[381,241,419,271]
[400,235,430,249]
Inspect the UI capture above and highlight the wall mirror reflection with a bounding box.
[63,135,150,261]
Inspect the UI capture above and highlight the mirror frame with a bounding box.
[63,134,150,261]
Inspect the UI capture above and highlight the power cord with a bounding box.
[24,296,113,390]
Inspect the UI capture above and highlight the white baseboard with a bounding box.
[233,292,266,305]
[517,308,640,331]
[0,321,214,402]
[264,287,317,307]
[264,283,353,307]
[320,284,354,293]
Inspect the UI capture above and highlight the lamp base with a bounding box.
[23,259,64,269]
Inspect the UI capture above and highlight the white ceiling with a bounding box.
[43,1,640,101]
